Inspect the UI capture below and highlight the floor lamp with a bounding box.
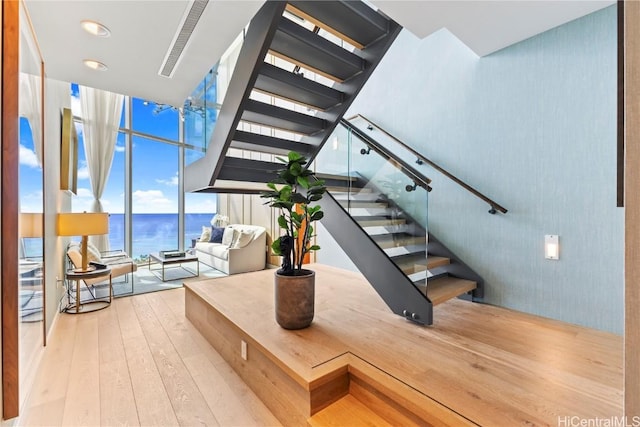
[58,212,109,272]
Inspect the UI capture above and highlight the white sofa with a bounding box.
[194,224,267,275]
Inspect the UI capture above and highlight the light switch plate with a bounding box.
[545,235,559,260]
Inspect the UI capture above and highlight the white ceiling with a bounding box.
[25,0,615,108]
[25,0,265,107]
[371,1,615,57]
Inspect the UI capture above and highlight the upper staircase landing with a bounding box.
[184,1,401,193]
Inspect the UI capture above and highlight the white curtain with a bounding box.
[80,86,124,251]
[19,73,43,166]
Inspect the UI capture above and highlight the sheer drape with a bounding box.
[19,73,43,166]
[80,86,124,251]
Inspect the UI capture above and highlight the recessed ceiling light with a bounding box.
[83,59,108,71]
[80,20,111,37]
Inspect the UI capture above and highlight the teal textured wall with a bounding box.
[344,6,622,333]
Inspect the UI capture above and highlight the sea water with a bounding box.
[108,213,215,260]
[20,213,215,261]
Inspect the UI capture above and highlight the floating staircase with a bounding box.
[325,177,481,318]
[184,0,483,325]
[185,0,401,192]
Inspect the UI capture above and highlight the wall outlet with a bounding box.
[241,340,248,361]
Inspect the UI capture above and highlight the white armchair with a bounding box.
[66,242,137,286]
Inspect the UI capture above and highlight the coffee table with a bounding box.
[148,252,199,282]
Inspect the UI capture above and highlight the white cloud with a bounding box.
[132,189,174,213]
[19,144,40,168]
[72,188,114,213]
[71,199,93,213]
[72,188,94,212]
[77,161,90,180]
[70,94,82,118]
[114,144,125,153]
[156,173,178,186]
[20,190,44,212]
[186,199,218,215]
[76,187,93,198]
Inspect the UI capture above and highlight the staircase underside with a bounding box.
[184,0,402,194]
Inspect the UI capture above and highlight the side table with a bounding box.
[65,267,112,314]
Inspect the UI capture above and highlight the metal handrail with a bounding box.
[345,114,508,214]
[339,119,432,192]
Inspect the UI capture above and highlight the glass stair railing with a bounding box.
[184,27,246,158]
[313,119,481,325]
[315,122,431,281]
[345,114,507,215]
[313,122,435,323]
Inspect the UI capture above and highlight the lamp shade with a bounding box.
[20,213,43,238]
[57,212,109,236]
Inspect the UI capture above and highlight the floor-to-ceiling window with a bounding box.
[131,134,180,261]
[68,86,218,296]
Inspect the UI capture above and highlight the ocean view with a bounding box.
[20,213,215,260]
[108,213,215,260]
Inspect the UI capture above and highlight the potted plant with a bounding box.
[260,151,327,329]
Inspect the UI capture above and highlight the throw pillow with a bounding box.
[231,230,254,249]
[199,225,211,242]
[209,226,225,243]
[222,227,237,246]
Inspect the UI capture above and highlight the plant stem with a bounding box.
[289,207,296,271]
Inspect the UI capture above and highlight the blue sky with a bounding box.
[18,117,43,213]
[18,84,216,214]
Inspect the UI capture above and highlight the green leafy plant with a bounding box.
[260,151,327,275]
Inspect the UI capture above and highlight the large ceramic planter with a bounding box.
[274,269,315,329]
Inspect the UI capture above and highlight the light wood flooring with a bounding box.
[13,287,281,427]
[186,264,624,426]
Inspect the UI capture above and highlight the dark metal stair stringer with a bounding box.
[319,192,433,325]
[186,1,402,192]
[184,1,287,192]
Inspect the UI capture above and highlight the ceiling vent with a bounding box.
[158,0,209,78]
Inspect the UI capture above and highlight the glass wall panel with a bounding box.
[18,116,43,319]
[184,67,220,154]
[72,126,125,213]
[106,132,126,251]
[18,0,45,406]
[185,193,218,250]
[132,98,179,141]
[185,145,206,167]
[131,135,179,262]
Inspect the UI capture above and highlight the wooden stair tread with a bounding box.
[428,256,451,269]
[384,244,425,258]
[316,172,358,182]
[307,395,394,427]
[338,201,388,209]
[427,276,477,305]
[373,235,425,249]
[327,186,372,194]
[397,255,450,275]
[356,218,405,227]
[361,224,413,236]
